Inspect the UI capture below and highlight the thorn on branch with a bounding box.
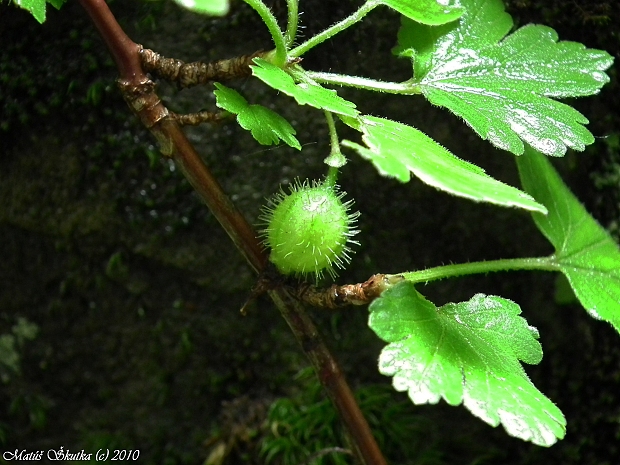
[139,46,266,88]
[240,264,285,315]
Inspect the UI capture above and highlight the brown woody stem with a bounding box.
[293,274,405,309]
[140,47,265,88]
[170,110,227,126]
[269,288,387,465]
[77,1,387,464]
[78,0,266,274]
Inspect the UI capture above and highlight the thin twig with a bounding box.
[170,110,227,126]
[292,274,405,309]
[140,46,265,88]
[79,0,266,274]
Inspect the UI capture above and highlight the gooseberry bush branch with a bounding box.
[243,0,287,65]
[18,0,619,458]
[74,1,385,464]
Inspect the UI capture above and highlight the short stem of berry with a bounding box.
[323,111,346,171]
[243,0,287,65]
[325,167,339,187]
[399,256,560,284]
[289,1,379,58]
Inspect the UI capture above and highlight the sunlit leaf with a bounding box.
[172,0,229,16]
[372,0,463,26]
[46,0,66,9]
[13,0,46,23]
[251,59,359,118]
[516,146,620,332]
[369,282,566,446]
[395,0,613,156]
[214,83,301,149]
[341,115,546,213]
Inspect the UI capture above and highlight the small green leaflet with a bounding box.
[369,282,566,446]
[172,0,229,16]
[251,59,359,118]
[516,147,620,333]
[395,0,613,157]
[10,0,66,23]
[214,83,301,150]
[370,0,463,26]
[341,115,546,213]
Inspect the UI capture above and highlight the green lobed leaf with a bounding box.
[172,0,229,16]
[13,0,46,23]
[341,115,546,213]
[214,83,301,150]
[372,0,463,26]
[251,59,359,118]
[9,0,67,22]
[369,282,566,446]
[396,0,613,157]
[516,146,620,332]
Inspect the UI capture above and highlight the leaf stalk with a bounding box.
[305,71,419,94]
[400,256,560,283]
[289,1,379,58]
[243,0,288,65]
[284,0,299,47]
[323,111,347,173]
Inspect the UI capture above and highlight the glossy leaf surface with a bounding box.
[13,0,46,22]
[214,83,301,149]
[517,147,620,332]
[372,0,463,26]
[172,0,229,16]
[252,59,359,118]
[342,116,546,213]
[396,0,613,156]
[369,282,566,446]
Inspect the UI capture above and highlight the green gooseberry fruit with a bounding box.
[259,179,360,280]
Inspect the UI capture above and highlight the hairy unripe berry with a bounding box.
[259,179,360,280]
